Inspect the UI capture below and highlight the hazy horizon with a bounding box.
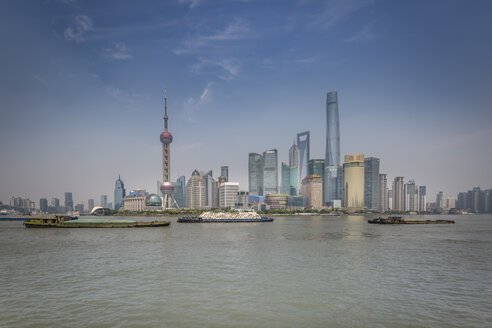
[1,0,491,206]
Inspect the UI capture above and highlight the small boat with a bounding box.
[368,216,455,224]
[24,215,170,228]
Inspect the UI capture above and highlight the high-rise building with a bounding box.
[308,159,325,200]
[324,91,341,206]
[64,192,73,211]
[418,186,427,212]
[88,199,95,212]
[343,154,365,210]
[50,198,60,209]
[186,169,205,209]
[172,181,185,208]
[203,170,218,209]
[379,174,388,212]
[289,140,299,191]
[220,166,229,181]
[75,204,84,213]
[219,182,239,208]
[248,153,263,196]
[159,90,179,209]
[263,149,278,195]
[436,191,447,209]
[297,131,310,181]
[404,180,417,211]
[301,175,323,209]
[236,191,249,209]
[388,189,393,210]
[392,177,404,211]
[101,195,108,208]
[114,175,126,210]
[364,157,380,210]
[39,198,48,212]
[281,162,298,196]
[176,176,186,208]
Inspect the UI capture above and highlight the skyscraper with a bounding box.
[177,175,186,208]
[289,140,299,168]
[324,91,341,206]
[88,199,94,212]
[248,153,263,196]
[220,166,229,181]
[159,90,179,209]
[281,162,298,196]
[364,157,380,210]
[419,186,427,212]
[64,192,73,211]
[392,177,404,211]
[101,195,107,208]
[308,159,325,200]
[114,175,126,210]
[378,173,388,212]
[203,170,217,209]
[186,170,205,209]
[39,198,48,212]
[343,154,365,210]
[263,149,278,195]
[289,140,299,193]
[297,131,310,182]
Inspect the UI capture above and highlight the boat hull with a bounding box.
[178,217,274,223]
[24,218,170,228]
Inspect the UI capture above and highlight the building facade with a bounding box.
[186,170,206,209]
[343,154,365,210]
[248,153,263,196]
[392,177,404,211]
[301,175,323,209]
[364,157,380,210]
[219,182,239,208]
[265,194,289,210]
[297,131,310,182]
[281,162,298,196]
[114,175,126,210]
[65,192,73,211]
[378,173,388,212]
[220,166,229,181]
[324,91,341,206]
[263,149,278,195]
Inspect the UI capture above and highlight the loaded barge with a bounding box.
[368,216,455,224]
[24,215,170,228]
[178,211,274,223]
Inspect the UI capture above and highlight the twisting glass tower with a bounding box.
[160,89,179,209]
[324,91,341,205]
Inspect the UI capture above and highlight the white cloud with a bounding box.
[191,58,240,80]
[173,18,250,55]
[309,0,373,30]
[64,15,93,42]
[183,82,214,121]
[179,0,203,9]
[344,24,374,43]
[103,42,133,60]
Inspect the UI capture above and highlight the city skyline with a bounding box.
[1,1,492,203]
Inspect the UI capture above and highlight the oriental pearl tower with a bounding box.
[160,89,179,209]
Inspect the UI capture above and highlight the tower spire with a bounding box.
[164,88,168,131]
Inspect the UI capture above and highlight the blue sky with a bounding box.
[1,0,491,206]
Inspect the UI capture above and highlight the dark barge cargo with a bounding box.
[368,216,455,224]
[24,216,170,228]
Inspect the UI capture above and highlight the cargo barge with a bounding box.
[24,216,170,228]
[368,216,455,224]
[178,211,274,223]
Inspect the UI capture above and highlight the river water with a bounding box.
[1,214,491,327]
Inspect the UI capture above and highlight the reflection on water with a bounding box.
[1,214,491,327]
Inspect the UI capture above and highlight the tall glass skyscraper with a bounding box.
[114,175,126,210]
[248,153,263,196]
[324,91,341,205]
[263,149,278,195]
[281,162,298,195]
[364,157,380,209]
[297,131,310,182]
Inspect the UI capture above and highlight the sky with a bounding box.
[1,0,491,206]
